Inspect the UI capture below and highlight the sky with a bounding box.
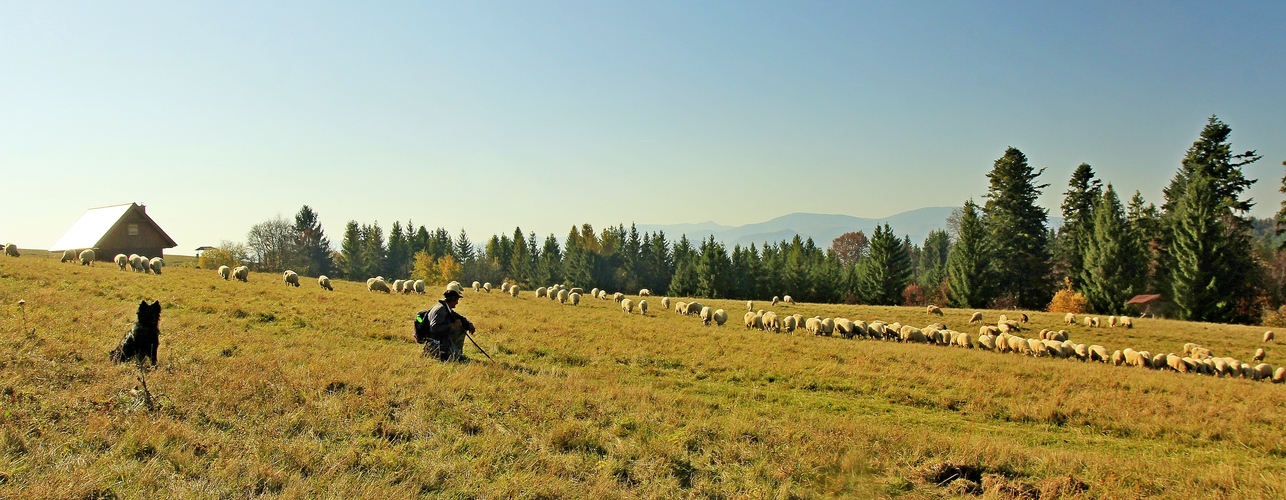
[3,1,1284,255]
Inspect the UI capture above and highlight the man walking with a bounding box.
[425,289,476,361]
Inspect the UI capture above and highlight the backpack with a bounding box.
[414,310,433,344]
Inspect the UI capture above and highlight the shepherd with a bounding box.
[423,289,476,361]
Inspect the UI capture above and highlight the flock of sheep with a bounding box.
[193,263,1283,383]
[3,245,167,274]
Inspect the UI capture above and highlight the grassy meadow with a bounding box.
[1,253,1285,498]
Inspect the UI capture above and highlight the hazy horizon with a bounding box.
[4,2,1284,253]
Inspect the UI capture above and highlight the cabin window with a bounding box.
[128,224,139,236]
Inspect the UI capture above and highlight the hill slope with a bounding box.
[0,257,1283,497]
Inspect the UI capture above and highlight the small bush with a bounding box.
[1048,278,1090,313]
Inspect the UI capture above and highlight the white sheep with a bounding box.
[771,296,780,306]
[661,297,671,310]
[283,270,300,287]
[569,292,581,306]
[1107,316,1118,328]
[79,249,96,266]
[685,302,704,316]
[232,266,249,282]
[968,311,983,324]
[414,280,426,294]
[1266,331,1276,343]
[613,292,625,303]
[763,312,781,333]
[977,334,996,350]
[61,249,77,263]
[483,282,492,293]
[368,277,391,293]
[510,285,520,297]
[1253,348,1266,362]
[115,254,129,270]
[4,244,19,257]
[782,314,797,332]
[900,325,927,343]
[218,265,231,280]
[392,279,405,292]
[745,311,762,329]
[805,317,822,335]
[747,300,753,312]
[598,290,608,300]
[557,289,569,304]
[675,301,687,314]
[712,309,728,326]
[318,275,333,291]
[621,298,635,314]
[639,288,651,297]
[638,299,648,315]
[149,257,164,274]
[834,318,855,338]
[446,281,464,293]
[783,295,795,305]
[535,286,547,299]
[697,306,712,325]
[1254,363,1273,381]
[1274,367,1285,384]
[590,288,599,298]
[927,305,943,316]
[570,287,583,295]
[1119,316,1133,328]
[1064,312,1075,324]
[129,254,144,272]
[473,281,481,292]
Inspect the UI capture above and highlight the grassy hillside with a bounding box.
[1,256,1284,498]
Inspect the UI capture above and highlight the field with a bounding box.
[1,254,1285,499]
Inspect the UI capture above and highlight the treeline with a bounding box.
[206,116,1286,324]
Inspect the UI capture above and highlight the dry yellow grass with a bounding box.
[1,255,1285,498]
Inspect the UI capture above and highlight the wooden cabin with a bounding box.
[48,203,177,261]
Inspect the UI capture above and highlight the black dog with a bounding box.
[111,300,161,366]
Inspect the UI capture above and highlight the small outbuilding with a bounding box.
[48,203,177,261]
[1125,294,1167,319]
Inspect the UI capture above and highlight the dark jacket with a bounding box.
[427,300,473,337]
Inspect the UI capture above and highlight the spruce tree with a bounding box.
[695,236,732,299]
[561,227,593,288]
[983,147,1053,309]
[947,200,994,308]
[1056,164,1102,289]
[917,229,950,290]
[293,205,333,277]
[1079,186,1146,313]
[856,223,911,305]
[510,228,530,285]
[338,220,363,279]
[1169,173,1229,321]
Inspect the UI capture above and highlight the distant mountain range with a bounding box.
[637,207,1064,248]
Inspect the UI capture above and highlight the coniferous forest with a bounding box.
[204,117,1286,325]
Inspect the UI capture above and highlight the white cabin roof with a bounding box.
[48,203,137,251]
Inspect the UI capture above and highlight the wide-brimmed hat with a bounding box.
[443,289,463,300]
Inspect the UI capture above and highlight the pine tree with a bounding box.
[947,199,994,308]
[384,221,411,279]
[917,229,950,290]
[695,237,732,299]
[454,229,475,263]
[668,235,698,297]
[561,227,593,288]
[510,228,530,285]
[359,222,386,279]
[855,223,911,305]
[338,220,363,279]
[1276,161,1286,250]
[1126,191,1161,292]
[1162,117,1261,323]
[1056,164,1102,289]
[983,147,1053,309]
[293,205,332,277]
[1079,186,1146,313]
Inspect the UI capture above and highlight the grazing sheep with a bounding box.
[469,281,479,292]
[1089,345,1109,363]
[1027,338,1048,357]
[1266,331,1276,343]
[834,318,855,338]
[590,288,599,298]
[218,265,231,280]
[744,311,760,329]
[446,281,464,293]
[747,300,754,312]
[1123,348,1141,367]
[1108,316,1117,328]
[772,296,780,306]
[598,290,608,300]
[283,270,300,287]
[129,254,144,272]
[569,287,583,295]
[700,306,713,325]
[1274,367,1285,384]
[954,332,973,348]
[318,275,333,291]
[927,305,943,316]
[1254,363,1274,381]
[231,266,249,282]
[1020,313,1029,323]
[713,309,728,326]
[1120,316,1133,328]
[783,295,795,305]
[79,249,96,266]
[569,292,581,305]
[1110,350,1125,366]
[368,278,391,293]
[148,257,164,274]
[1191,347,1213,360]
[115,254,129,270]
[901,325,927,343]
[763,312,780,332]
[638,300,648,315]
[500,283,510,294]
[969,312,984,324]
[1064,312,1075,324]
[555,289,568,303]
[1165,354,1188,373]
[685,302,705,316]
[61,249,77,263]
[510,285,520,297]
[1082,316,1092,327]
[804,317,821,335]
[621,298,635,314]
[782,314,797,332]
[1073,344,1089,361]
[392,280,406,292]
[639,288,651,297]
[535,287,547,299]
[999,314,1008,323]
[4,244,18,257]
[1253,348,1266,362]
[613,292,625,303]
[483,282,492,293]
[676,301,687,314]
[1091,317,1100,327]
[411,280,424,294]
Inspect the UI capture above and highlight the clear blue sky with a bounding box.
[3,1,1284,254]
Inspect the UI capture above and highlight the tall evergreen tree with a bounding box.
[454,229,475,263]
[292,205,332,277]
[947,200,994,308]
[338,220,363,279]
[917,229,950,289]
[384,221,411,278]
[1056,164,1102,289]
[359,222,386,279]
[1126,191,1162,292]
[510,228,531,285]
[695,237,733,299]
[1080,186,1147,313]
[983,147,1053,309]
[562,227,593,287]
[855,223,911,305]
